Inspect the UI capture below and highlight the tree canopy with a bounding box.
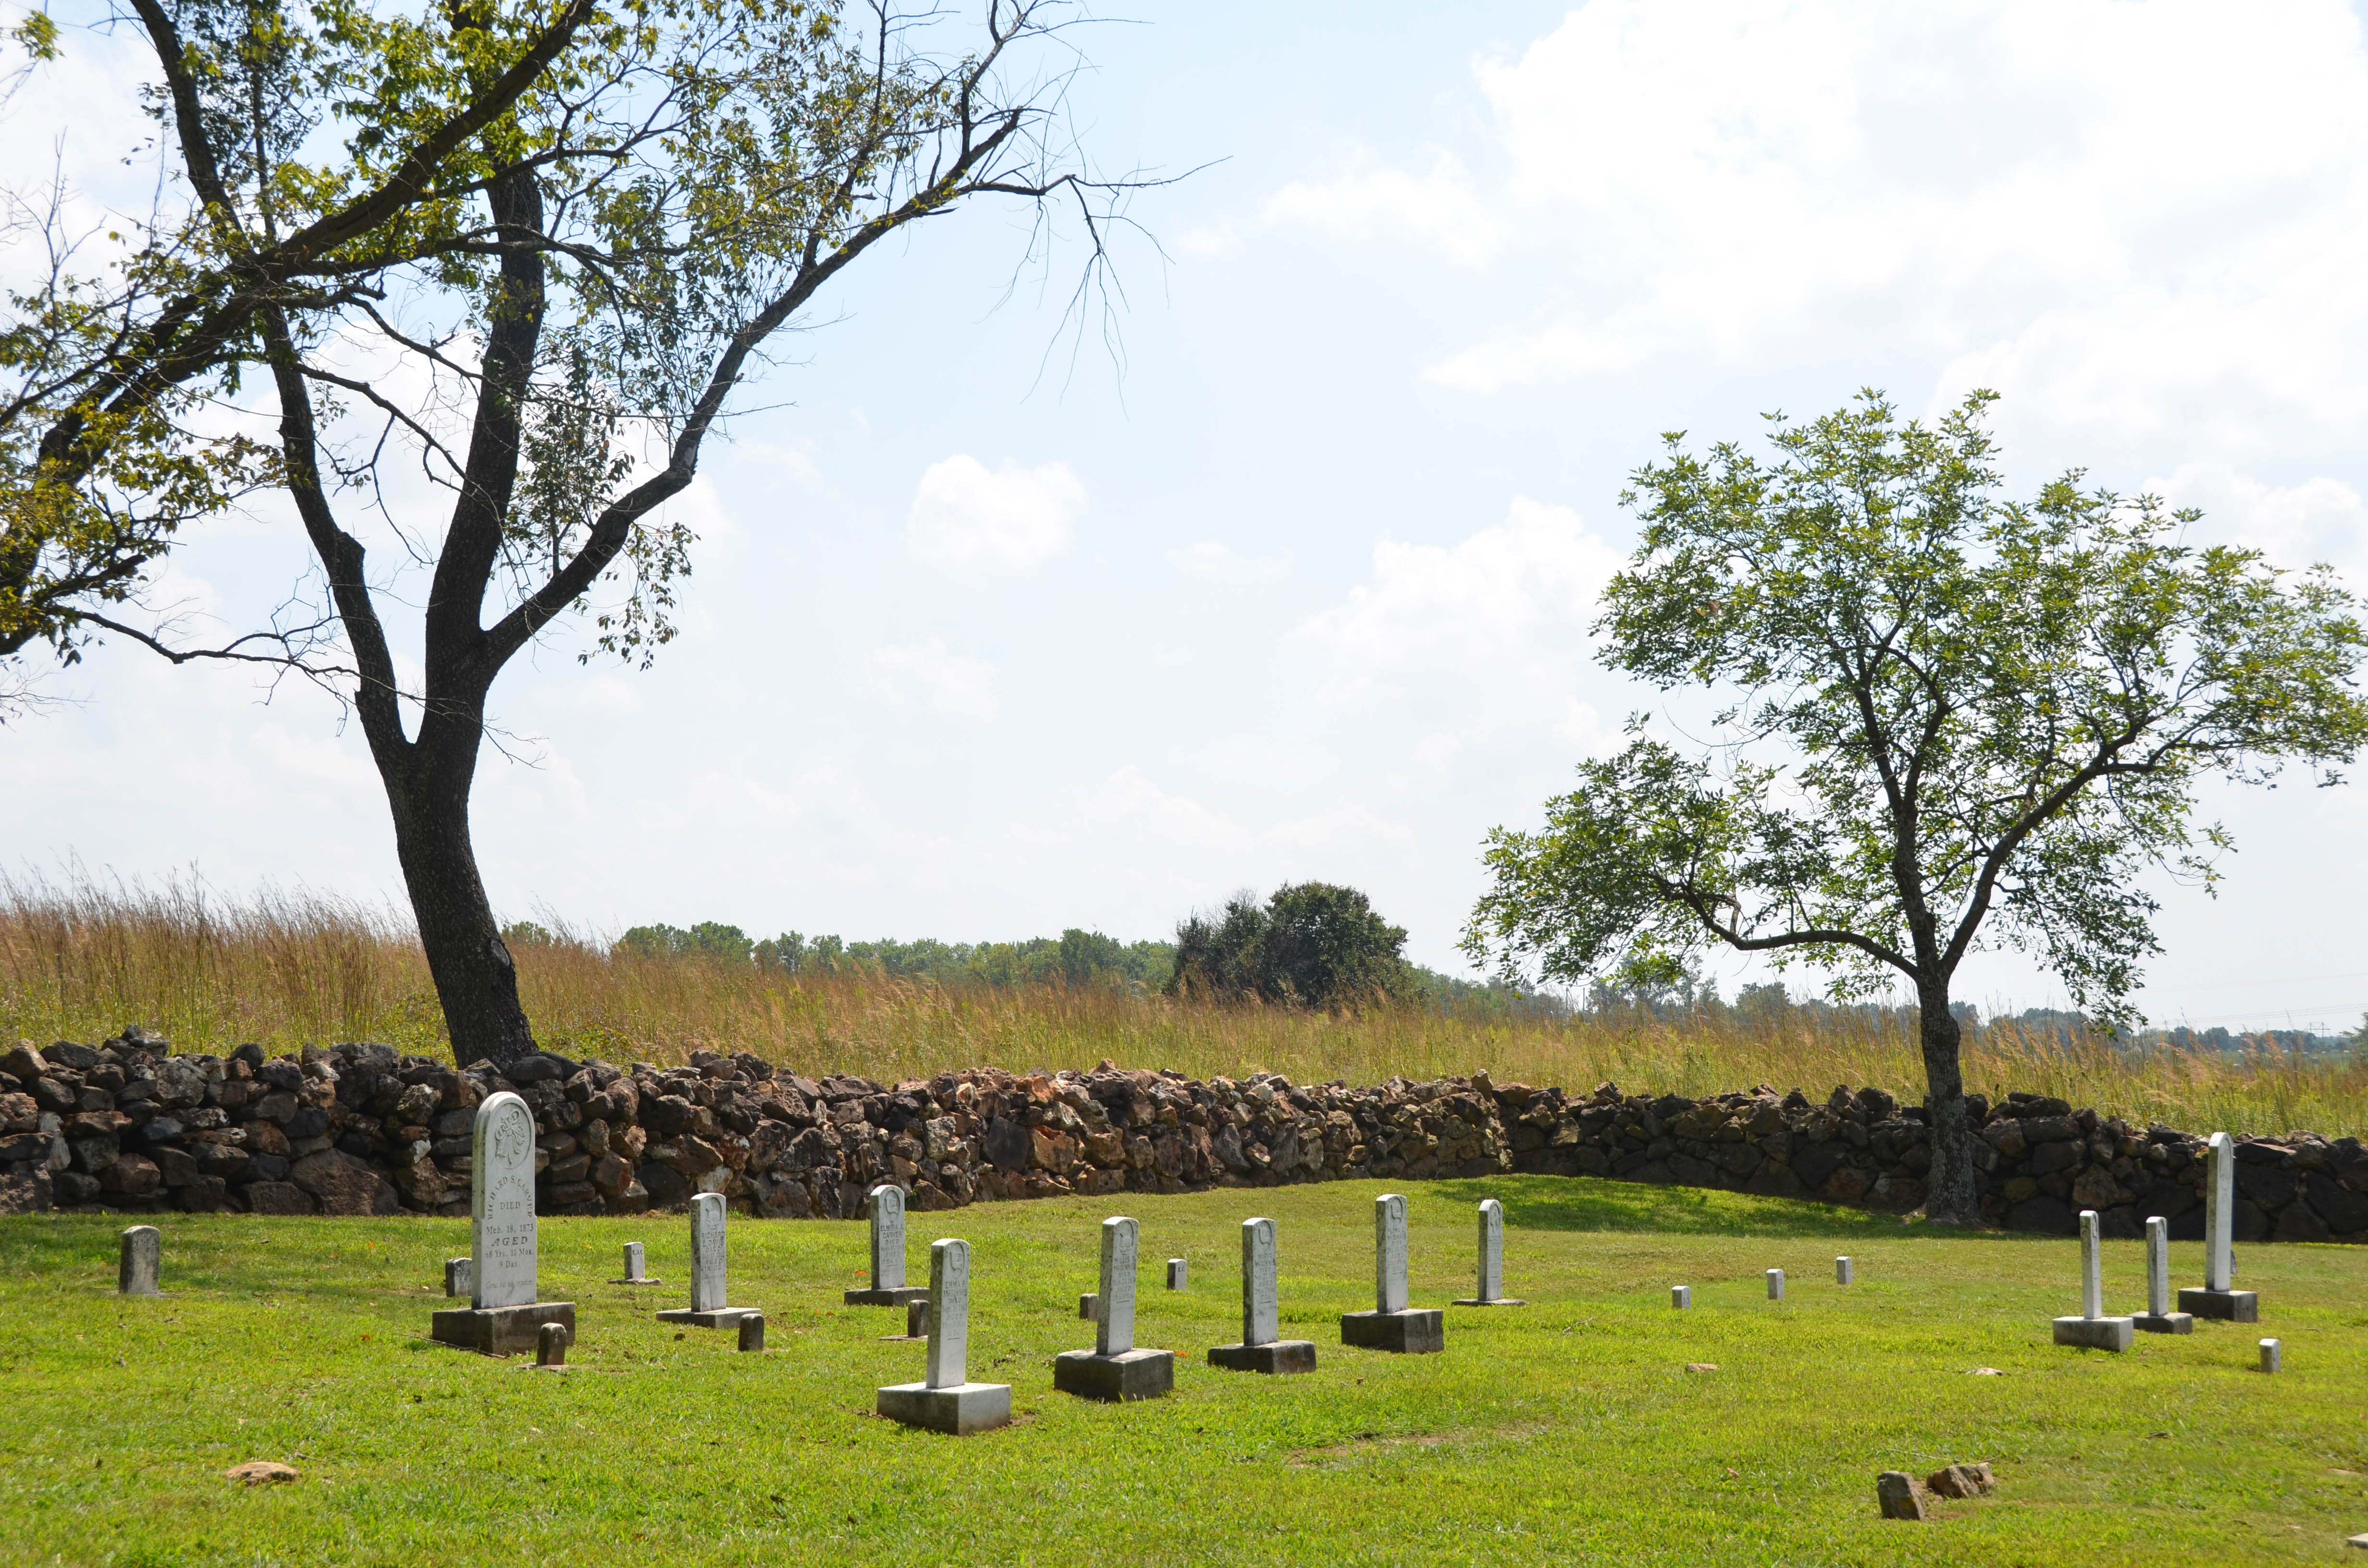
[1464,391,2368,1223]
[1168,882,1415,1009]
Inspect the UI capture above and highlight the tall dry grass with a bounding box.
[2,872,2361,1137]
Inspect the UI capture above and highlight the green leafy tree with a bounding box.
[2,0,1148,1064]
[1170,882,1414,1009]
[1464,392,2368,1225]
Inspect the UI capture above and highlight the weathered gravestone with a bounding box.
[1055,1215,1176,1401]
[1453,1198,1525,1306]
[444,1257,472,1298]
[1341,1192,1444,1353]
[2133,1216,2193,1334]
[1670,1285,1691,1309]
[1166,1257,1187,1290]
[609,1241,660,1286]
[2051,1208,2134,1350]
[1766,1268,1786,1302]
[2257,1337,2282,1373]
[738,1312,766,1353]
[1209,1216,1316,1373]
[658,1192,756,1327]
[1836,1256,1853,1286]
[845,1183,929,1307]
[1078,1292,1098,1320]
[430,1091,575,1355]
[2177,1133,2259,1322]
[118,1225,160,1297]
[876,1238,1012,1434]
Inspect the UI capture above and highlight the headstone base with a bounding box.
[876,1381,1012,1435]
[1208,1339,1317,1374]
[2132,1311,2194,1335]
[609,1274,663,1286]
[2175,1287,2258,1322]
[2050,1314,2134,1351]
[1451,1296,1527,1307]
[1341,1308,1444,1353]
[1053,1346,1175,1401]
[655,1307,759,1328]
[843,1286,930,1307]
[432,1302,577,1356]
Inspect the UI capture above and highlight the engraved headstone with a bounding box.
[609,1241,660,1286]
[1454,1198,1526,1306]
[2051,1208,2133,1350]
[658,1192,755,1327]
[2177,1133,2259,1321]
[118,1226,160,1297]
[431,1091,574,1355]
[2134,1215,2193,1333]
[1342,1193,1443,1352]
[1166,1257,1187,1290]
[877,1238,1012,1433]
[1210,1216,1316,1373]
[1056,1216,1176,1400]
[845,1184,928,1306]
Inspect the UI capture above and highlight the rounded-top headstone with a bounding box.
[471,1091,540,1310]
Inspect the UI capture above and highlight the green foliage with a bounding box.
[498,919,555,949]
[1169,882,1417,1009]
[613,921,753,964]
[617,924,1179,991]
[1465,391,2368,1029]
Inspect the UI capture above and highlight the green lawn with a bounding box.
[5,1177,2365,1566]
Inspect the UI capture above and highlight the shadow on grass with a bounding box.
[1425,1175,2032,1242]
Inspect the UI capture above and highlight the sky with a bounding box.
[6,0,2368,1033]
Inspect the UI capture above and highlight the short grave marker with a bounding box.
[609,1241,660,1286]
[2258,1337,2281,1373]
[2177,1133,2260,1322]
[876,1239,1012,1434]
[739,1312,766,1353]
[1836,1256,1853,1286]
[657,1193,757,1327]
[2051,1208,2134,1351]
[1341,1193,1444,1353]
[532,1322,569,1369]
[1166,1257,1187,1290]
[1055,1216,1176,1401]
[1766,1268,1786,1302]
[1210,1216,1317,1373]
[1453,1198,1525,1306]
[1671,1285,1690,1309]
[845,1183,930,1307]
[1875,1471,1924,1521]
[444,1257,472,1298]
[1078,1292,1098,1320]
[118,1226,160,1297]
[431,1091,575,1355]
[2133,1216,2193,1334]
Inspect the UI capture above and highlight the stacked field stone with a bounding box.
[5,1035,2364,1245]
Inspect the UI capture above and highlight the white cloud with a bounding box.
[1275,1,2368,465]
[1264,153,1510,268]
[1165,539,1293,584]
[2146,465,2368,579]
[1290,495,1624,752]
[861,637,1000,724]
[1194,731,1338,787]
[904,455,1085,581]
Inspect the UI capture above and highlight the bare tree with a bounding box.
[2,0,1158,1064]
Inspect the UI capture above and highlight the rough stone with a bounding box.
[1926,1463,1993,1499]
[1876,1471,1925,1520]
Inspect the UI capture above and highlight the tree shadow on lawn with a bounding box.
[1427,1175,2032,1243]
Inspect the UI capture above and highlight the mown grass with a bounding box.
[3,1179,2365,1566]
[5,871,2365,1137]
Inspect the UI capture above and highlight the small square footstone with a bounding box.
[1056,1216,1176,1401]
[431,1093,574,1356]
[1078,1292,1098,1321]
[1671,1286,1690,1309]
[1209,1217,1316,1375]
[1876,1471,1925,1520]
[1836,1256,1854,1286]
[739,1313,765,1353]
[1341,1193,1444,1353]
[1766,1268,1785,1301]
[883,1298,930,1341]
[846,1184,930,1306]
[2258,1337,2281,1373]
[876,1238,1011,1435]
[1452,1199,1526,1305]
[530,1322,569,1369]
[444,1257,472,1298]
[609,1241,660,1286]
[1166,1258,1187,1290]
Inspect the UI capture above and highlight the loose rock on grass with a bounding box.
[224,1461,297,1486]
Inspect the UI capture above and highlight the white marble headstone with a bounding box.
[2079,1208,2103,1319]
[691,1192,728,1312]
[2205,1132,2234,1293]
[870,1184,907,1292]
[118,1225,160,1297]
[622,1242,645,1282]
[1375,1192,1409,1314]
[1476,1199,1505,1303]
[471,1091,539,1310]
[2145,1216,2170,1316]
[1097,1216,1138,1357]
[1242,1217,1279,1347]
[925,1238,969,1390]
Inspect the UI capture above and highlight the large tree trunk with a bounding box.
[1916,984,1981,1225]
[380,726,536,1069]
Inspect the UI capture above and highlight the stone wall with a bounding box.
[2,1030,2363,1242]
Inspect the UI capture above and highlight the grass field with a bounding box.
[5,1177,2365,1566]
[6,873,2365,1138]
